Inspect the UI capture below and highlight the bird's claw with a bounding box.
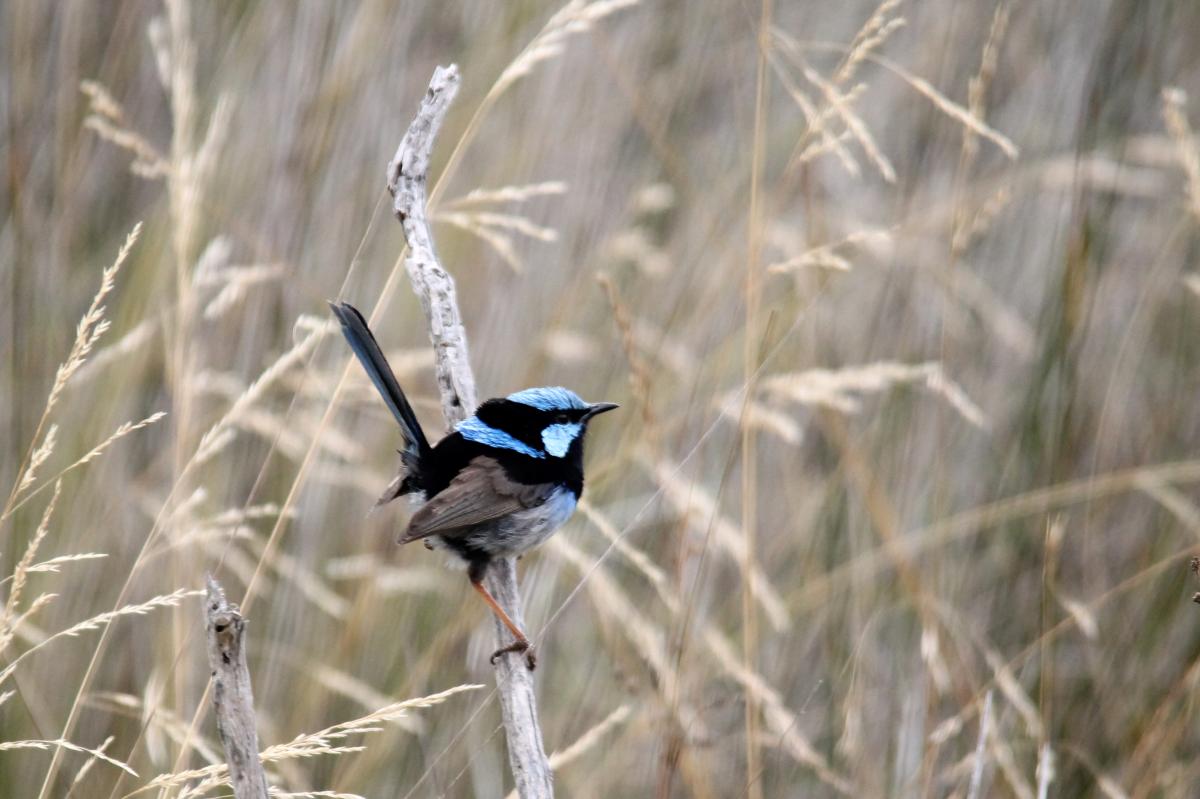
[489,639,536,670]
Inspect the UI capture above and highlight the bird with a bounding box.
[329,301,617,669]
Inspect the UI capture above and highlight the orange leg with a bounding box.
[471,577,536,670]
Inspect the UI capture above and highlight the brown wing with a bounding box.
[398,456,553,543]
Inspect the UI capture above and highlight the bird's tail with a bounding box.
[329,301,432,473]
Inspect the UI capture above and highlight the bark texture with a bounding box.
[204,575,270,799]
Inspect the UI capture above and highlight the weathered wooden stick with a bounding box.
[386,64,554,798]
[204,575,270,799]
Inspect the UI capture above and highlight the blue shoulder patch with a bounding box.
[507,386,587,411]
[456,416,544,459]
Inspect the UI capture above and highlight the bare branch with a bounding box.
[204,575,270,799]
[387,64,476,421]
[387,64,554,798]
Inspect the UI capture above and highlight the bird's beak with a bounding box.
[584,402,619,420]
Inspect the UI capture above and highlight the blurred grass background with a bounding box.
[4,0,1200,796]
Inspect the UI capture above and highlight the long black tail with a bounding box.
[329,301,432,466]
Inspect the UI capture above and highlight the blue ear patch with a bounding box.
[456,416,544,458]
[507,386,587,411]
[541,422,582,458]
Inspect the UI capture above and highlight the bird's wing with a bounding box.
[399,456,553,543]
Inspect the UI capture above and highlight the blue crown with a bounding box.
[506,386,587,411]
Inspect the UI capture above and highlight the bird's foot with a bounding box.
[490,639,536,670]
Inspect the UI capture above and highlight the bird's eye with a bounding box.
[554,413,570,425]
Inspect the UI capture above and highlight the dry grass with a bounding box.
[3,0,1200,796]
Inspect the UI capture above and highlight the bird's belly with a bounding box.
[454,486,578,559]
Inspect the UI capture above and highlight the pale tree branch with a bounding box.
[387,63,554,799]
[204,575,270,799]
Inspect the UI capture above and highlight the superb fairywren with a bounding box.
[329,302,617,669]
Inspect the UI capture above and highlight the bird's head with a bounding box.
[455,386,618,460]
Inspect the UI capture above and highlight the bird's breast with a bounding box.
[512,485,578,541]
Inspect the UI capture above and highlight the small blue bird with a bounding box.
[330,302,617,668]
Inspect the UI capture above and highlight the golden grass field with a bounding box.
[3,0,1200,796]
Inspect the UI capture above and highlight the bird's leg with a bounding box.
[470,567,536,670]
